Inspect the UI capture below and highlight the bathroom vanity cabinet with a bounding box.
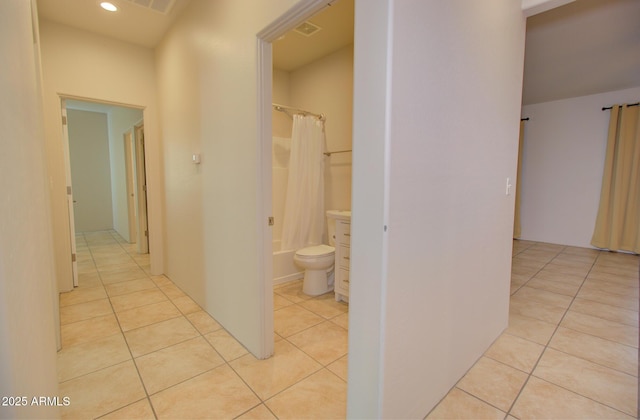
[334,219,350,302]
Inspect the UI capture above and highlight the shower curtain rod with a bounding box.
[272,103,325,121]
[602,102,639,111]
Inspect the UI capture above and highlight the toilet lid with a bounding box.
[296,244,335,257]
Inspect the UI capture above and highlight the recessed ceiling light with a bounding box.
[100,2,118,12]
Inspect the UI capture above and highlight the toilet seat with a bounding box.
[295,244,335,258]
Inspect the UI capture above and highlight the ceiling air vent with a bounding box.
[294,21,322,37]
[123,0,176,14]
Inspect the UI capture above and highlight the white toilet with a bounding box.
[294,210,343,296]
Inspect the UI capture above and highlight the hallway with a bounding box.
[58,232,637,418]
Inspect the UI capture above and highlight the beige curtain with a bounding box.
[591,104,640,253]
[513,120,525,238]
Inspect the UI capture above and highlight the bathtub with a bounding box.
[273,240,304,285]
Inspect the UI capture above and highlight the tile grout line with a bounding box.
[69,237,636,418]
[67,233,348,418]
[96,232,160,420]
[428,292,554,418]
[505,245,612,418]
[64,231,159,419]
[534,252,639,415]
[224,287,350,417]
[119,243,255,417]
[504,244,574,416]
[113,263,265,417]
[281,301,349,377]
[429,243,637,419]
[425,242,553,420]
[510,243,565,296]
[124,268,270,417]
[532,247,640,415]
[507,245,570,418]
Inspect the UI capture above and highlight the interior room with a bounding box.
[0,0,638,418]
[271,0,354,289]
[65,100,145,244]
[518,0,640,249]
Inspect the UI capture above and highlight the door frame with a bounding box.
[59,95,150,289]
[255,0,336,358]
[60,99,79,287]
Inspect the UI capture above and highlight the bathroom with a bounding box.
[271,0,354,297]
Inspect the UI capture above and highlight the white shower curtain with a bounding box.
[281,114,326,251]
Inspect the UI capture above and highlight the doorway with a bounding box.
[61,97,149,286]
[257,0,354,357]
[271,0,354,285]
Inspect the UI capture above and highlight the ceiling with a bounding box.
[272,0,354,72]
[37,0,640,106]
[37,0,193,48]
[523,0,640,104]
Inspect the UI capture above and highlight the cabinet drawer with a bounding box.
[337,221,351,245]
[339,246,350,269]
[339,268,349,291]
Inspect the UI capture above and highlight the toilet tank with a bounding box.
[326,210,351,246]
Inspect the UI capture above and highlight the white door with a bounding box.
[124,131,137,243]
[134,124,149,254]
[60,99,79,287]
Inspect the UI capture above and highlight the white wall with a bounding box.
[290,44,354,214]
[349,1,526,417]
[155,0,299,357]
[39,20,162,292]
[0,1,59,418]
[68,109,114,232]
[108,106,144,242]
[273,68,292,138]
[520,86,640,248]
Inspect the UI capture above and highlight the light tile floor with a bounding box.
[58,232,638,419]
[428,240,638,419]
[58,230,348,419]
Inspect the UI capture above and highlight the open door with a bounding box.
[134,123,149,254]
[60,99,79,287]
[124,130,137,243]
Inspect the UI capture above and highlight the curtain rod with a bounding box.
[272,103,325,120]
[602,102,639,111]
